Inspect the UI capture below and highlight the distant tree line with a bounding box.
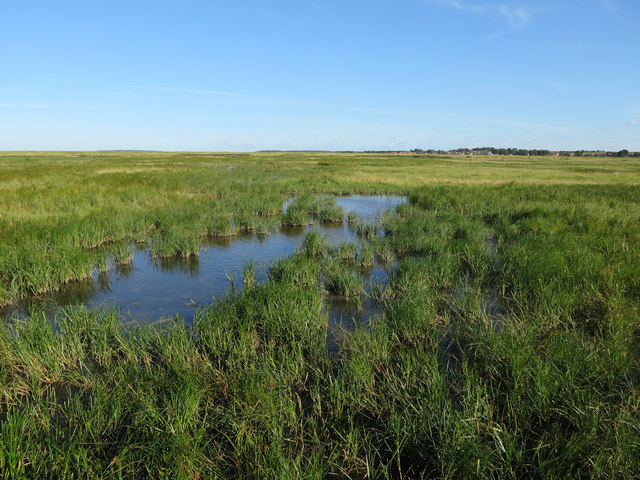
[407,147,639,157]
[258,148,639,157]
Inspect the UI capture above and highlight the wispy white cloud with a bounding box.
[497,5,531,28]
[423,0,534,30]
[426,0,486,15]
[627,120,637,126]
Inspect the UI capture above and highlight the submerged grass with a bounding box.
[1,152,640,478]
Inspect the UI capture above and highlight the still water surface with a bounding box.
[4,196,405,325]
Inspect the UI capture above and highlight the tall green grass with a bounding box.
[1,153,640,478]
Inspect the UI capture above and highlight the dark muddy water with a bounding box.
[3,196,405,326]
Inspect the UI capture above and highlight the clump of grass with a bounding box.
[300,231,327,257]
[255,219,273,236]
[358,242,374,268]
[333,241,358,263]
[356,220,379,239]
[234,213,257,232]
[369,279,394,303]
[300,195,345,223]
[281,196,312,227]
[395,201,409,217]
[207,215,234,237]
[95,253,109,272]
[242,259,258,288]
[268,253,319,289]
[375,242,396,264]
[0,282,14,306]
[318,204,344,223]
[322,259,364,299]
[150,231,201,258]
[282,207,308,227]
[111,243,134,264]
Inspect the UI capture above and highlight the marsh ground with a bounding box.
[1,152,639,478]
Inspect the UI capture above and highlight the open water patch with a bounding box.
[2,196,405,328]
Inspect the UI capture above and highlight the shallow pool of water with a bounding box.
[3,196,404,325]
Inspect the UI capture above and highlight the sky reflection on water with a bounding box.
[3,195,405,325]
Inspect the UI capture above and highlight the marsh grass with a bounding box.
[374,241,396,265]
[322,259,365,300]
[356,220,380,240]
[333,241,358,263]
[358,242,374,268]
[300,231,327,258]
[206,214,234,237]
[1,153,640,478]
[2,151,639,306]
[283,195,345,227]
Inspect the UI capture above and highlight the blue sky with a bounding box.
[1,0,638,151]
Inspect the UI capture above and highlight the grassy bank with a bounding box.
[1,152,639,478]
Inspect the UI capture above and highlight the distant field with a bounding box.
[1,151,639,478]
[2,151,640,190]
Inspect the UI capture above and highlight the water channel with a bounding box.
[2,196,405,327]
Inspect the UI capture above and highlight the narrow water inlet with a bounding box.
[2,196,405,327]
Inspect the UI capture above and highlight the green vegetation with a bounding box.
[1,152,640,478]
